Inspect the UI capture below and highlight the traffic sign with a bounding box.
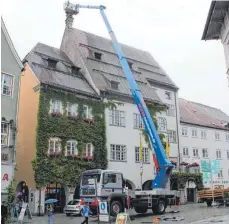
[99,201,108,214]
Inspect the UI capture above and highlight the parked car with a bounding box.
[64,199,83,216]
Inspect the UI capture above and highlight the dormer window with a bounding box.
[47,58,58,68]
[110,81,119,90]
[127,61,133,69]
[71,66,80,75]
[94,52,102,60]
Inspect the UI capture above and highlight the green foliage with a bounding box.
[170,172,203,190]
[32,87,108,188]
[5,179,15,224]
[141,103,167,147]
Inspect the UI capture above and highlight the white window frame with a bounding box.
[218,169,223,178]
[1,122,9,146]
[215,132,220,140]
[202,148,208,158]
[67,103,78,117]
[167,130,176,143]
[133,113,144,129]
[50,99,62,114]
[83,143,94,158]
[193,148,199,157]
[135,147,149,163]
[109,110,125,127]
[165,91,172,100]
[158,117,167,132]
[48,138,61,154]
[83,105,93,119]
[216,149,221,159]
[110,144,127,161]
[182,147,189,157]
[1,73,14,97]
[192,129,198,138]
[201,130,207,139]
[226,134,229,141]
[66,140,78,156]
[182,127,188,136]
[166,104,175,116]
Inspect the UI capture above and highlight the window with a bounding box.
[165,91,172,100]
[50,100,62,114]
[226,134,229,141]
[193,148,199,157]
[1,153,9,161]
[133,113,144,129]
[135,147,149,163]
[66,140,78,156]
[110,144,127,161]
[227,151,229,159]
[201,131,207,139]
[67,103,78,116]
[218,169,223,178]
[47,58,58,68]
[83,105,93,119]
[216,149,221,159]
[1,123,9,146]
[109,110,125,127]
[182,147,189,156]
[103,173,117,184]
[157,117,167,132]
[182,127,188,136]
[71,66,80,75]
[192,129,198,138]
[94,52,102,60]
[167,130,176,143]
[127,61,133,69]
[166,104,175,116]
[202,148,208,158]
[1,73,13,96]
[48,138,61,154]
[110,81,119,90]
[83,143,94,157]
[215,132,220,140]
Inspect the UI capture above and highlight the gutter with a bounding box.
[202,1,217,40]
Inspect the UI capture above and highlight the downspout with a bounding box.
[174,91,181,171]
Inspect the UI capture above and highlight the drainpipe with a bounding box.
[174,91,181,171]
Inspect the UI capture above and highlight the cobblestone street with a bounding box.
[17,203,229,224]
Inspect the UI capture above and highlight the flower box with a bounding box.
[51,112,62,118]
[83,156,94,160]
[83,117,94,123]
[68,114,80,120]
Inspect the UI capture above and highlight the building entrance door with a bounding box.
[187,188,194,202]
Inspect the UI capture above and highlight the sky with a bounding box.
[2,0,229,114]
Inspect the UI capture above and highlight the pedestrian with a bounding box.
[1,201,8,224]
[81,202,92,224]
[47,203,54,224]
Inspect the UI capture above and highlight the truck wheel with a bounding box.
[206,200,212,207]
[154,200,166,215]
[134,207,148,214]
[110,201,123,217]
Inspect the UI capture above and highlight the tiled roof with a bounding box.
[25,43,97,97]
[61,28,178,103]
[179,98,229,130]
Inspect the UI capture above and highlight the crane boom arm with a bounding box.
[64,2,173,189]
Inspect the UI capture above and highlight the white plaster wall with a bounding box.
[180,123,229,189]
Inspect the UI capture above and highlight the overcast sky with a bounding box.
[2,0,229,114]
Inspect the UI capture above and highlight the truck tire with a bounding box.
[110,201,123,217]
[153,199,166,215]
[134,207,148,214]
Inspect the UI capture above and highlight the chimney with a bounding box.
[65,13,74,29]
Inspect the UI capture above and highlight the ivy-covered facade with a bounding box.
[32,86,107,188]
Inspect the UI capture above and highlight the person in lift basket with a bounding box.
[81,202,93,224]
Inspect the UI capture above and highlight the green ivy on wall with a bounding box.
[171,172,203,190]
[5,179,15,224]
[141,103,168,147]
[32,86,110,188]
